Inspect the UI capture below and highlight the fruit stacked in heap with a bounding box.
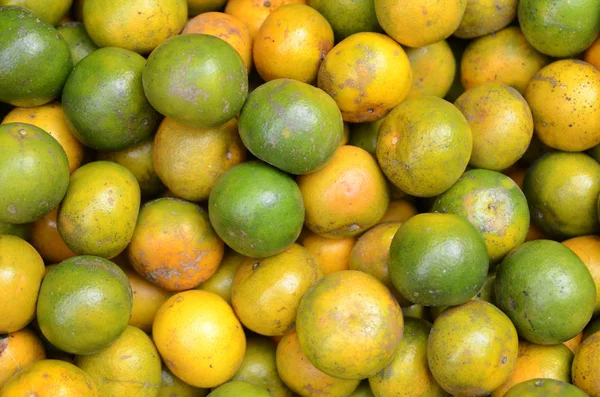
[0,0,600,396]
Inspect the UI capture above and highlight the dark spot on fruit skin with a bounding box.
[264,0,271,6]
[508,296,516,310]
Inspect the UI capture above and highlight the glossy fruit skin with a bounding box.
[369,318,448,397]
[58,161,141,259]
[36,255,133,355]
[427,301,519,396]
[0,6,73,107]
[224,0,306,40]
[389,213,489,307]
[298,145,389,238]
[208,381,271,397]
[230,336,293,397]
[523,152,600,239]
[518,0,600,57]
[432,169,530,264]
[62,47,160,151]
[491,341,574,397]
[254,4,333,83]
[152,290,246,389]
[461,26,549,95]
[83,0,187,54]
[296,270,403,380]
[376,96,472,198]
[572,332,600,396]
[2,102,85,174]
[143,34,248,128]
[128,198,224,291]
[504,379,588,397]
[301,231,355,275]
[349,222,407,304]
[0,122,70,224]
[0,359,98,397]
[317,32,412,123]
[56,22,98,66]
[495,240,596,345]
[0,328,46,388]
[123,268,171,333]
[454,0,517,38]
[374,0,467,47]
[585,37,600,69]
[276,330,360,397]
[405,40,456,99]
[0,235,45,334]
[239,79,344,175]
[563,235,600,315]
[30,207,77,264]
[525,60,600,152]
[208,161,305,258]
[75,326,162,397]
[231,244,322,336]
[454,84,533,171]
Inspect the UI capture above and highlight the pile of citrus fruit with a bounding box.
[1,0,600,395]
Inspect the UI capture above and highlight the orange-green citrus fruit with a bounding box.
[518,0,600,57]
[0,122,69,224]
[143,34,248,128]
[239,78,344,175]
[0,6,73,107]
[389,213,489,306]
[62,47,160,151]
[208,161,304,258]
[36,255,133,355]
[494,240,596,345]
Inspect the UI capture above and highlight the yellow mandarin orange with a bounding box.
[379,199,418,224]
[374,0,467,47]
[83,0,188,54]
[298,145,389,238]
[0,359,98,397]
[348,221,409,305]
[299,230,355,275]
[231,244,322,336]
[405,40,456,99]
[584,37,600,69]
[0,328,46,388]
[572,332,600,396]
[562,235,600,315]
[317,32,412,123]
[128,198,224,291]
[152,290,246,389]
[253,4,333,83]
[491,341,573,397]
[276,331,360,396]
